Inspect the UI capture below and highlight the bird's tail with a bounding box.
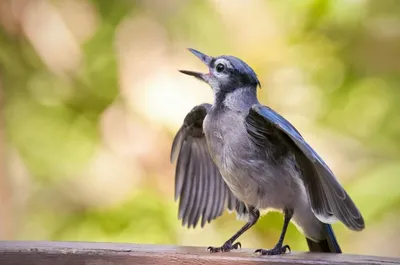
[306,224,342,253]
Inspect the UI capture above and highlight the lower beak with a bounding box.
[179,70,207,82]
[179,48,213,83]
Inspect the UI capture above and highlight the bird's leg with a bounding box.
[255,209,293,255]
[208,207,260,253]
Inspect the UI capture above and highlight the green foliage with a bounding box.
[49,192,177,244]
[1,1,135,181]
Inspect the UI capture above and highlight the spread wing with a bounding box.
[245,104,365,231]
[171,103,248,228]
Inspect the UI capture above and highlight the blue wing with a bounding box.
[245,104,364,231]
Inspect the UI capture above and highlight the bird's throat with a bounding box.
[214,86,258,112]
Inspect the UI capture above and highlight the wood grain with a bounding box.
[0,241,399,265]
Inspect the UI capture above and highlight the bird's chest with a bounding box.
[203,112,250,179]
[203,112,268,208]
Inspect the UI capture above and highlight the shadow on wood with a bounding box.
[0,241,399,265]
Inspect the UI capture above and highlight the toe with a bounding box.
[254,245,291,256]
[207,246,221,253]
[254,249,268,255]
[208,242,242,253]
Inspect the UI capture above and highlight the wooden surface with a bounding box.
[0,241,399,265]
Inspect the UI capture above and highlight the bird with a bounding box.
[170,48,365,255]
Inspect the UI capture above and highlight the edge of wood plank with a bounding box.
[0,241,399,265]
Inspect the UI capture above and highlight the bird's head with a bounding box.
[179,48,261,94]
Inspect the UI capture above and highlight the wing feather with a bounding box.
[171,103,247,228]
[245,104,364,231]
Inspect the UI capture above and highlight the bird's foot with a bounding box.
[255,244,290,255]
[208,241,242,253]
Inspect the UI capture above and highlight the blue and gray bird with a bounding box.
[170,48,365,255]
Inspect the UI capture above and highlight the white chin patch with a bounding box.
[209,81,220,93]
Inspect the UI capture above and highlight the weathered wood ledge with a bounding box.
[0,241,399,265]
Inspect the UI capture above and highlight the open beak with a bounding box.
[179,48,213,83]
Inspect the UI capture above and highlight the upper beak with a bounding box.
[179,48,213,82]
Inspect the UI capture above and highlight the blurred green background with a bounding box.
[0,0,399,258]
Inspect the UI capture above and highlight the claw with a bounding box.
[208,241,242,253]
[255,244,291,255]
[283,245,291,253]
[233,242,241,249]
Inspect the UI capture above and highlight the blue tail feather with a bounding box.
[306,224,342,253]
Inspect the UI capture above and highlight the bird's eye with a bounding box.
[216,63,225,73]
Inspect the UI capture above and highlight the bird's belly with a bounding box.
[214,144,302,211]
[223,162,292,209]
[204,114,304,211]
